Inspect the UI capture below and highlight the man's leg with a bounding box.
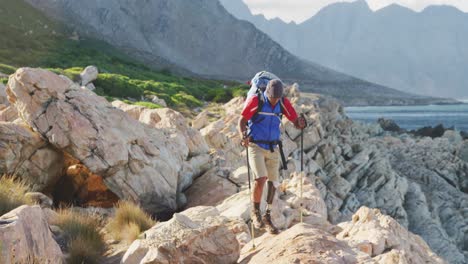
[248,144,268,229]
[252,176,267,228]
[263,149,280,234]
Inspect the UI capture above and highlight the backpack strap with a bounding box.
[279,98,288,117]
[254,94,287,118]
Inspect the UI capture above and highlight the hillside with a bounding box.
[0,0,247,113]
[220,0,468,100]
[18,0,455,106]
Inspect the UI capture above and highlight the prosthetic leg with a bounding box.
[263,181,279,234]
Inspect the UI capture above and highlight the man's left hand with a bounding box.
[294,116,307,129]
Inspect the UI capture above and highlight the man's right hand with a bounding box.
[241,136,250,147]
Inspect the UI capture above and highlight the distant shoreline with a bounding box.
[345,104,468,133]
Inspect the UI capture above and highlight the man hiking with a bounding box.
[238,79,306,234]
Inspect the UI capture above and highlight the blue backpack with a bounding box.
[247,71,286,118]
[247,71,280,98]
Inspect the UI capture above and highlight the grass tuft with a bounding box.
[53,209,105,264]
[106,200,156,243]
[0,176,32,216]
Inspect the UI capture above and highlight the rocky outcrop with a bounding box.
[0,120,64,191]
[378,118,402,132]
[112,100,212,206]
[122,206,241,264]
[386,135,468,263]
[112,100,209,157]
[300,96,467,263]
[298,95,467,263]
[239,223,373,264]
[0,205,63,263]
[337,207,446,263]
[192,87,466,263]
[6,68,187,217]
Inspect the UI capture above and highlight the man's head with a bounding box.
[265,79,283,105]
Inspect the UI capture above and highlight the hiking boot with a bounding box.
[263,210,279,234]
[251,209,264,229]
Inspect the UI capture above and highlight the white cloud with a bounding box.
[243,0,468,23]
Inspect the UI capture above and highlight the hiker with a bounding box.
[238,79,306,234]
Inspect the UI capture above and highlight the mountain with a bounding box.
[21,0,453,106]
[220,0,468,99]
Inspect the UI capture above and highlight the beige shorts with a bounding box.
[248,143,280,182]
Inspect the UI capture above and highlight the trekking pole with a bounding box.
[246,145,256,250]
[299,114,306,223]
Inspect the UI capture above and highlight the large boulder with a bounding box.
[7,68,185,216]
[0,120,64,191]
[337,207,446,263]
[80,65,98,86]
[112,100,209,156]
[143,107,209,156]
[239,223,373,264]
[0,205,63,263]
[112,100,212,207]
[122,206,240,264]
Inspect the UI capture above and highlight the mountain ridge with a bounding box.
[21,0,456,106]
[221,0,468,99]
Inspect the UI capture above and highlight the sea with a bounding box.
[345,103,468,132]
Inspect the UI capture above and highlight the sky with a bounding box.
[243,0,468,23]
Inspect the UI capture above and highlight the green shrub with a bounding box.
[133,101,162,109]
[53,209,105,264]
[0,64,16,75]
[106,200,156,243]
[230,85,249,98]
[172,92,203,108]
[0,176,32,216]
[48,67,83,83]
[94,73,144,99]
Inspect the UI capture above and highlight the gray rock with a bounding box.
[79,66,98,86]
[24,192,53,208]
[0,205,63,263]
[84,82,95,91]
